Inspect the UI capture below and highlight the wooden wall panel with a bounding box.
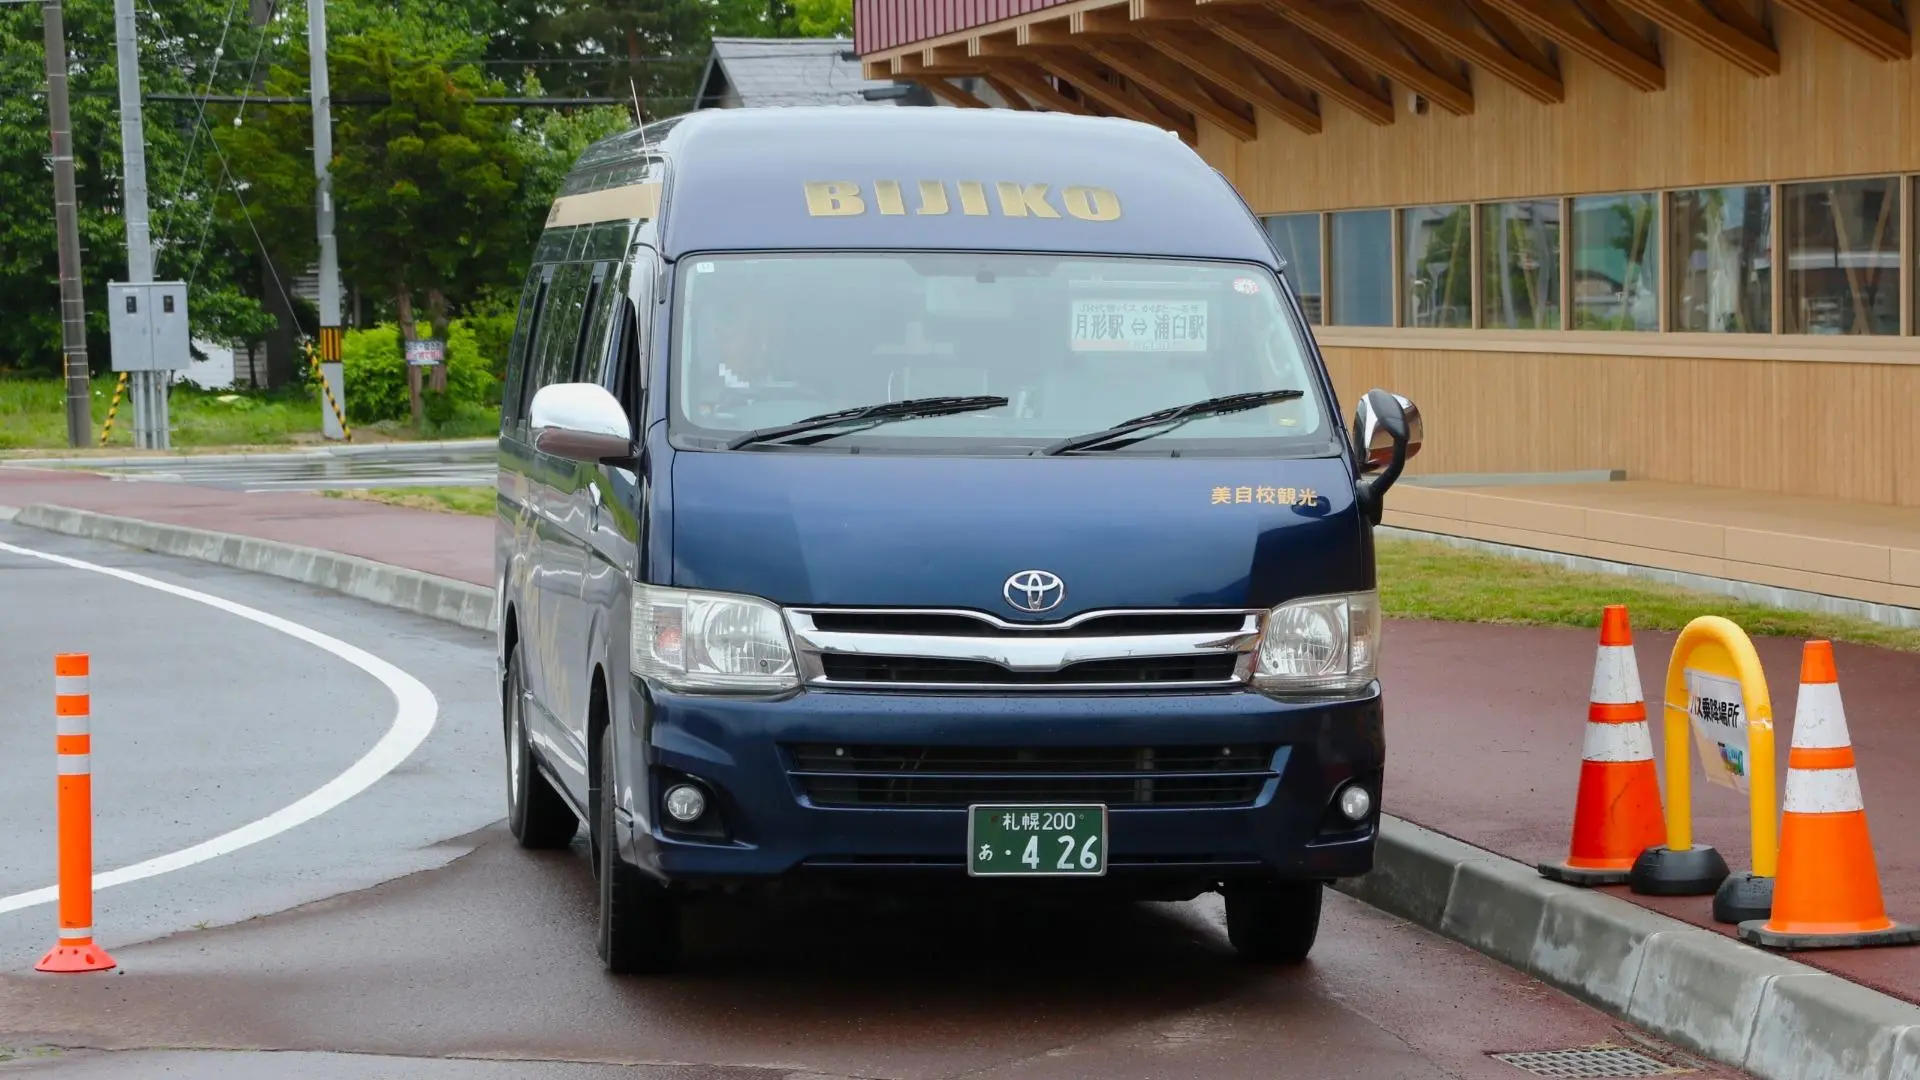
[1319,347,1920,508]
[1200,6,1920,212]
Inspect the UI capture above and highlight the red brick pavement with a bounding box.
[5,465,1916,1001]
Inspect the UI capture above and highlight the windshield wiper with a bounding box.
[723,395,1010,450]
[1037,389,1306,456]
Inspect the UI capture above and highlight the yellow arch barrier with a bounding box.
[1627,615,1779,923]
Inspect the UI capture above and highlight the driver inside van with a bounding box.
[690,306,809,423]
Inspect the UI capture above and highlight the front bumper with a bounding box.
[617,681,1385,888]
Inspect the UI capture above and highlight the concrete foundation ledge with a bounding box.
[1334,816,1920,1080]
[7,504,496,634]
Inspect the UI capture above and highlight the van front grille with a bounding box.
[785,743,1277,809]
[785,606,1262,692]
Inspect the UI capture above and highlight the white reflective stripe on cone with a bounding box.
[56,715,89,737]
[1783,766,1866,815]
[1589,646,1643,706]
[56,754,90,776]
[53,676,88,697]
[1583,719,1654,763]
[1789,682,1851,750]
[57,927,92,941]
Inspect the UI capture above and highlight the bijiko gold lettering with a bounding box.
[803,181,865,216]
[914,180,949,216]
[995,182,1059,218]
[956,181,990,216]
[800,181,1121,221]
[1062,185,1122,221]
[873,179,907,216]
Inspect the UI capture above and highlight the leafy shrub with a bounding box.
[335,320,502,424]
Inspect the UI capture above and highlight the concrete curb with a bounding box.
[7,502,1919,1079]
[1335,816,1920,1080]
[0,438,494,470]
[8,504,495,634]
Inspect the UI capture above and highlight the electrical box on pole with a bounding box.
[107,282,190,372]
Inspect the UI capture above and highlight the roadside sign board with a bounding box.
[406,338,446,366]
[1686,668,1751,794]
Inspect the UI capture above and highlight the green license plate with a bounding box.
[967,804,1108,877]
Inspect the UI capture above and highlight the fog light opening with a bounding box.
[1338,784,1373,823]
[664,783,708,824]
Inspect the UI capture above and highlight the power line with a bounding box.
[153,0,242,250]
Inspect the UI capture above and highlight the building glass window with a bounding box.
[1572,193,1658,331]
[1402,204,1472,328]
[1329,209,1392,326]
[1670,185,1772,333]
[1782,177,1900,335]
[1264,213,1323,324]
[1481,199,1561,329]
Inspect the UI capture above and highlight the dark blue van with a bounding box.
[494,105,1425,973]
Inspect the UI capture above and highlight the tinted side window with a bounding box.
[522,262,592,420]
[501,265,554,433]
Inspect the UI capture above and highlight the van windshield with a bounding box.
[669,251,1336,455]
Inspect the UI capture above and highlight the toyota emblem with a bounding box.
[1003,570,1066,614]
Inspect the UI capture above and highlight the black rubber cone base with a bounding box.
[1712,872,1774,924]
[1738,918,1920,952]
[1537,860,1633,887]
[1628,844,1730,897]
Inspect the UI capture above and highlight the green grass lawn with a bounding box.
[318,487,1920,653]
[323,485,497,516]
[0,376,499,453]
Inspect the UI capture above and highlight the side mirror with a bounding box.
[530,382,634,465]
[1351,389,1423,526]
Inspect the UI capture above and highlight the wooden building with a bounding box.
[854,0,1920,616]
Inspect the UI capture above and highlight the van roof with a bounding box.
[568,107,1278,265]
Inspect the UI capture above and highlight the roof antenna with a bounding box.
[629,77,649,139]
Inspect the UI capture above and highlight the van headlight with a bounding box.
[1250,590,1380,696]
[631,585,799,693]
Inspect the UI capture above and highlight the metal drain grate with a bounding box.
[1491,1045,1691,1078]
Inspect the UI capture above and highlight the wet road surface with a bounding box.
[0,528,1747,1080]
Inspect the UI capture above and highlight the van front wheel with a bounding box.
[1224,879,1323,965]
[596,725,683,974]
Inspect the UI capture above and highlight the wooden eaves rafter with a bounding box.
[1258,0,1474,116]
[1182,1,1396,126]
[1772,0,1910,60]
[1066,7,1260,139]
[1361,0,1564,103]
[1609,0,1780,75]
[1473,0,1665,91]
[995,25,1204,142]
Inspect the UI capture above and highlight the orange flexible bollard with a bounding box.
[1738,642,1919,951]
[35,654,116,974]
[1538,605,1668,886]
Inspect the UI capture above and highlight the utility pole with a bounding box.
[309,0,346,438]
[113,0,167,449]
[43,1,90,448]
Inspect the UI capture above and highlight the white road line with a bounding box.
[0,539,441,918]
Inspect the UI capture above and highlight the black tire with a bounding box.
[504,642,579,850]
[1224,879,1323,965]
[596,724,683,974]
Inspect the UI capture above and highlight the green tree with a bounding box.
[0,0,275,379]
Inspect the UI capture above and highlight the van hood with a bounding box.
[666,451,1368,617]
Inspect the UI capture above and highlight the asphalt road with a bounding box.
[43,444,495,493]
[0,526,1748,1080]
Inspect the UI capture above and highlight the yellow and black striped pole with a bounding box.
[97,372,128,446]
[306,335,352,442]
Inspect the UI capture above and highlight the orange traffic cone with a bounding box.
[1538,606,1669,886]
[1738,641,1919,950]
